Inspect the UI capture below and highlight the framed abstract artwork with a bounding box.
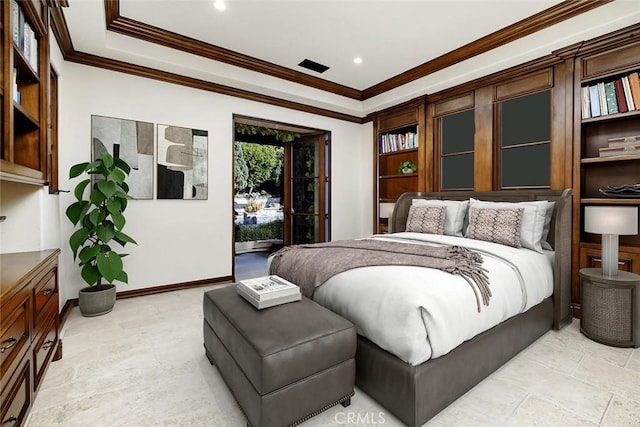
[91,115,154,199]
[157,124,208,200]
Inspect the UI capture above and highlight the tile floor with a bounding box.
[26,253,640,426]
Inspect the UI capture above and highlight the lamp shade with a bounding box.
[379,202,396,219]
[584,206,638,235]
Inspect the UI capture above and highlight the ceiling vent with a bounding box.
[298,59,329,74]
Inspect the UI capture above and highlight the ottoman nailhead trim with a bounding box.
[286,392,355,427]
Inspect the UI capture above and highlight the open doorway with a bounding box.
[233,115,330,280]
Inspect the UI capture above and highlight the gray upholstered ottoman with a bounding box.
[203,285,356,427]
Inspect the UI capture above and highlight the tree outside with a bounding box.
[234,142,284,249]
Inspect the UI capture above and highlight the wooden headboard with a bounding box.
[391,189,573,330]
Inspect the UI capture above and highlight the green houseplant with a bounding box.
[398,160,416,174]
[66,152,137,316]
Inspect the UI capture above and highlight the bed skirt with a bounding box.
[354,296,553,427]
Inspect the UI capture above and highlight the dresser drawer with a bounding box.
[32,313,58,391]
[0,291,30,384]
[0,356,31,427]
[32,267,57,331]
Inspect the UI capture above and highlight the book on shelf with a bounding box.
[599,144,640,158]
[598,82,608,116]
[581,86,590,119]
[12,69,20,104]
[629,73,640,109]
[11,0,20,43]
[621,76,635,111]
[604,81,619,114]
[607,135,640,147]
[379,132,417,154]
[582,72,640,118]
[588,85,601,117]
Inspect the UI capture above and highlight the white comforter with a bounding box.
[312,232,554,366]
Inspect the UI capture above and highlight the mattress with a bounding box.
[312,232,554,365]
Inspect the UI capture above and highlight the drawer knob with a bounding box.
[0,337,18,353]
[43,289,54,296]
[42,340,54,351]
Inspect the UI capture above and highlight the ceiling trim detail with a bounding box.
[63,50,364,123]
[49,2,364,123]
[361,0,612,99]
[103,0,610,102]
[48,1,620,123]
[104,1,362,100]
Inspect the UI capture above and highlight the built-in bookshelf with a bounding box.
[1,0,49,185]
[374,103,426,233]
[581,70,640,120]
[574,36,640,313]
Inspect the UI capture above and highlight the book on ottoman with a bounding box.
[237,275,301,309]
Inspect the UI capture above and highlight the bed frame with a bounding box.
[356,189,573,427]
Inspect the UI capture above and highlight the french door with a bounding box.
[283,133,330,245]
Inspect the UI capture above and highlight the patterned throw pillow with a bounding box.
[467,207,524,248]
[411,199,469,236]
[405,206,447,235]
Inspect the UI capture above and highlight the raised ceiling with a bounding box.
[60,1,640,118]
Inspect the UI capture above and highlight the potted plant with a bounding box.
[65,152,137,317]
[398,160,417,174]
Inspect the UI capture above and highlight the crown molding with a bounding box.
[47,0,615,122]
[50,1,74,56]
[104,2,362,101]
[49,1,366,123]
[64,51,365,123]
[361,0,611,100]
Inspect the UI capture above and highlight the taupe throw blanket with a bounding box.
[269,238,491,312]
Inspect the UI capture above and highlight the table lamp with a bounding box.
[379,202,396,219]
[584,206,638,278]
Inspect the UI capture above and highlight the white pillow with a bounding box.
[412,199,469,237]
[466,198,549,253]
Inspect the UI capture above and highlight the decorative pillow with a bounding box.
[467,207,524,248]
[466,199,549,253]
[541,201,556,251]
[412,199,469,236]
[405,206,447,235]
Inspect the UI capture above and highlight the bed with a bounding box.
[271,189,573,427]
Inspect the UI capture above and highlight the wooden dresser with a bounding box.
[1,249,61,426]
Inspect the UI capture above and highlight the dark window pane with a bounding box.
[501,90,550,147]
[292,178,318,214]
[293,141,318,177]
[441,153,474,189]
[501,143,550,187]
[441,109,474,154]
[293,215,319,244]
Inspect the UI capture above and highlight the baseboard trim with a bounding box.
[59,299,76,326]
[116,276,234,299]
[59,275,234,328]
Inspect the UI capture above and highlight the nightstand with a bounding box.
[579,268,640,348]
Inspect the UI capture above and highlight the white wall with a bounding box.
[35,59,371,303]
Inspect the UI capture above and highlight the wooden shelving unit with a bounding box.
[573,35,640,314]
[373,103,426,233]
[1,0,49,185]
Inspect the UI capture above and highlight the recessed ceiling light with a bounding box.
[213,0,226,11]
[353,57,363,64]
